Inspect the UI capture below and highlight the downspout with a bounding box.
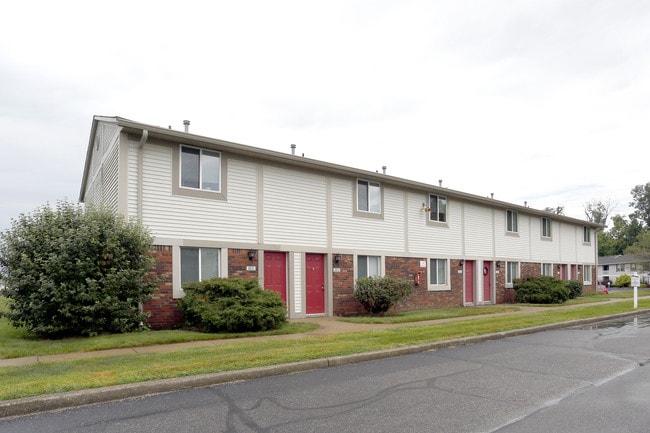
[137,130,149,220]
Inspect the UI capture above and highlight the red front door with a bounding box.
[306,253,325,314]
[483,261,492,303]
[464,260,475,304]
[264,251,287,304]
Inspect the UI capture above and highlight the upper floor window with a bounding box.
[506,210,518,232]
[541,217,552,238]
[181,146,221,192]
[429,258,447,285]
[583,226,591,243]
[429,194,447,222]
[357,255,381,278]
[357,180,381,213]
[180,247,220,286]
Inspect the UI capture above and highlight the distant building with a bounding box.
[80,116,602,329]
[598,255,650,285]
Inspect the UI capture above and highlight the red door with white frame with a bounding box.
[483,261,492,303]
[464,260,475,304]
[306,253,325,314]
[264,251,287,305]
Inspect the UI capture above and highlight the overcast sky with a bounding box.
[1,0,648,232]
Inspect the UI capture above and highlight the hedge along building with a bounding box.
[80,116,602,329]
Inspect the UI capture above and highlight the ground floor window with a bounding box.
[429,258,447,285]
[357,255,380,278]
[583,265,592,284]
[506,261,519,286]
[542,263,553,276]
[181,247,220,285]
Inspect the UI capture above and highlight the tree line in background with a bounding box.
[582,182,650,257]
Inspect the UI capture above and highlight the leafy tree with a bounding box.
[630,182,650,228]
[0,201,157,338]
[625,231,650,258]
[584,198,613,226]
[599,214,644,256]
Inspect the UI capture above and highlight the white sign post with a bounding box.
[632,272,640,309]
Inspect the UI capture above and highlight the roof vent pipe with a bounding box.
[491,193,494,199]
[439,179,443,187]
[382,166,386,175]
[291,144,296,155]
[183,120,190,133]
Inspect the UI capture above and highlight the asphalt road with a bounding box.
[2,314,650,433]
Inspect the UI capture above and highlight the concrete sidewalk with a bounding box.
[1,298,646,368]
[1,298,649,419]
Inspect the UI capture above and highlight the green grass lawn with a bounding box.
[1,295,649,400]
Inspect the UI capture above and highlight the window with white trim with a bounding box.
[429,258,447,285]
[357,180,381,213]
[583,226,591,243]
[506,261,519,286]
[180,247,220,285]
[357,255,381,278]
[542,263,553,276]
[429,194,447,222]
[541,217,552,238]
[583,265,592,283]
[507,210,518,233]
[181,146,221,192]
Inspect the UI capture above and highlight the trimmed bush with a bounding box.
[353,276,413,315]
[565,280,583,299]
[0,201,157,338]
[179,278,286,332]
[614,274,631,287]
[514,275,570,304]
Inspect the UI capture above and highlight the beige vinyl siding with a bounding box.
[84,123,121,210]
[292,253,302,315]
[463,203,494,257]
[559,222,578,262]
[331,179,405,251]
[262,166,327,247]
[101,143,120,212]
[530,217,560,262]
[495,210,530,260]
[127,139,139,218]
[137,145,258,242]
[408,192,463,256]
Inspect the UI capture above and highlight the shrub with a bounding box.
[614,274,631,287]
[353,276,413,315]
[514,275,570,304]
[179,278,286,332]
[565,280,583,299]
[0,201,157,338]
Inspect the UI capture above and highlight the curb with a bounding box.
[1,310,645,420]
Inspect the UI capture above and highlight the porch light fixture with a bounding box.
[248,249,257,261]
[459,259,465,267]
[496,262,501,269]
[334,254,341,264]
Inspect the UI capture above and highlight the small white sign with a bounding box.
[631,273,641,287]
[420,261,426,268]
[333,268,341,273]
[246,266,257,271]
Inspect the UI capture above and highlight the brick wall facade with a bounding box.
[228,248,259,280]
[143,245,183,330]
[143,245,598,327]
